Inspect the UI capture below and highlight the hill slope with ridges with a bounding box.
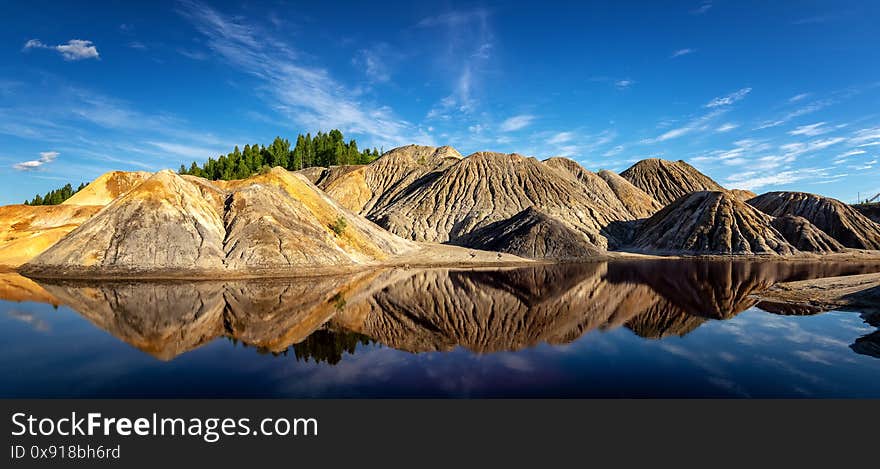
[368,151,636,249]
[630,191,797,255]
[620,158,725,205]
[749,191,880,250]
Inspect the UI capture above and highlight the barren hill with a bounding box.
[730,189,757,202]
[0,170,154,267]
[22,170,229,276]
[629,191,797,255]
[597,169,663,218]
[620,158,725,205]
[0,204,101,267]
[368,151,635,249]
[22,167,524,277]
[854,204,880,224]
[770,215,846,253]
[320,145,462,215]
[453,206,602,259]
[749,191,880,250]
[62,170,152,206]
[543,157,633,215]
[222,168,414,270]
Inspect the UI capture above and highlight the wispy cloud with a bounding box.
[499,115,535,132]
[705,88,752,108]
[756,98,833,129]
[644,109,725,143]
[716,123,739,132]
[788,122,831,137]
[13,151,59,171]
[177,48,208,60]
[724,167,843,191]
[548,132,574,145]
[615,79,635,90]
[690,2,713,15]
[353,43,395,83]
[671,48,695,58]
[419,9,493,121]
[779,137,846,158]
[23,39,99,61]
[789,93,811,103]
[178,0,429,147]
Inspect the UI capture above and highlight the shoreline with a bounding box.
[754,272,880,312]
[13,250,880,281]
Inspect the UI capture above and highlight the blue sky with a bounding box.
[2,0,879,205]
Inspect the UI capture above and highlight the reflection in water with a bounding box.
[24,259,880,361]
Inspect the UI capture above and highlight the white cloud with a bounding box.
[499,114,535,132]
[716,123,738,132]
[615,79,635,89]
[724,167,840,191]
[24,39,99,61]
[13,151,59,171]
[705,87,752,108]
[850,127,880,145]
[671,48,695,58]
[779,137,846,158]
[837,150,866,158]
[788,122,830,137]
[789,93,811,103]
[548,132,574,145]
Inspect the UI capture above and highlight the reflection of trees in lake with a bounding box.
[290,329,374,364]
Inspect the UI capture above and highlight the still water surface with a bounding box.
[2,259,879,397]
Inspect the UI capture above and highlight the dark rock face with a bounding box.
[629,191,797,255]
[749,191,880,250]
[620,158,725,205]
[770,215,845,253]
[853,204,880,224]
[453,207,601,259]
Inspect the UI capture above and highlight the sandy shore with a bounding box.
[755,272,880,312]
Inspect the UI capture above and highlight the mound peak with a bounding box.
[454,206,602,259]
[630,191,797,255]
[23,170,227,276]
[620,158,724,205]
[597,169,663,218]
[62,170,152,206]
[749,191,880,250]
[321,144,462,214]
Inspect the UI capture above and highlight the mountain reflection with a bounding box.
[21,260,880,361]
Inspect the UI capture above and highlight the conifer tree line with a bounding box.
[23,183,87,206]
[22,129,380,205]
[179,130,380,180]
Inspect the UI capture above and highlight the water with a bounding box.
[2,259,879,398]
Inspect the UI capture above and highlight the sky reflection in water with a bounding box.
[1,259,879,397]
